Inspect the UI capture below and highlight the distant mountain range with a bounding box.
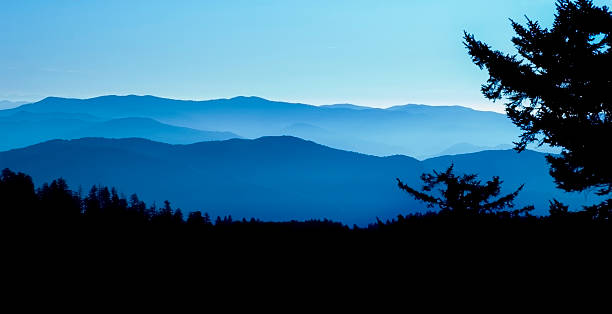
[0,95,536,158]
[0,111,240,151]
[0,137,594,225]
[0,100,27,110]
[435,142,514,156]
[319,104,373,110]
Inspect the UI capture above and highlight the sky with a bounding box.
[1,0,609,112]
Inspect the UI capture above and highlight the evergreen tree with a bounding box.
[129,193,147,217]
[99,187,111,211]
[549,199,570,218]
[397,165,533,217]
[187,211,204,225]
[38,178,80,219]
[203,212,211,226]
[0,168,36,220]
[173,209,184,224]
[464,0,611,218]
[147,202,157,220]
[84,185,101,217]
[160,200,173,217]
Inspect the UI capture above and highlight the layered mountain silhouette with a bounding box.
[0,111,239,150]
[435,142,514,156]
[1,95,529,158]
[0,100,27,110]
[0,136,594,225]
[65,117,239,144]
[319,104,373,110]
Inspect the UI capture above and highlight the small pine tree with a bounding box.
[203,212,211,225]
[397,165,533,217]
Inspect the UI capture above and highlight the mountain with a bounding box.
[387,104,472,112]
[319,104,373,110]
[0,100,27,110]
[1,95,520,158]
[66,117,240,144]
[0,111,99,151]
[0,137,595,225]
[279,122,405,155]
[435,143,514,156]
[2,110,102,122]
[0,111,239,150]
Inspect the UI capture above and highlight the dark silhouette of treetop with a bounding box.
[397,165,533,217]
[464,0,611,218]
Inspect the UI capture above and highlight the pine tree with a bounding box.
[187,211,204,225]
[84,185,101,217]
[397,165,533,217]
[203,212,211,225]
[0,168,36,220]
[464,0,611,218]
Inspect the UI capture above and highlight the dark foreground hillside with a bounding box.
[2,168,609,266]
[2,172,609,306]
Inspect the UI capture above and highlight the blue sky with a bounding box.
[1,0,607,111]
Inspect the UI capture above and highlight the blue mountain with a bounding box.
[319,104,374,110]
[0,137,596,225]
[66,117,240,144]
[0,111,239,150]
[0,100,27,110]
[435,142,514,156]
[1,95,522,158]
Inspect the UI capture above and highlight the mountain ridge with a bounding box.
[14,95,502,114]
[1,94,522,158]
[0,111,240,151]
[0,136,594,225]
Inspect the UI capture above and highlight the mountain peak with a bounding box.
[320,104,374,110]
[229,96,268,102]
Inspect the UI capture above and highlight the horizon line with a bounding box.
[3,94,507,114]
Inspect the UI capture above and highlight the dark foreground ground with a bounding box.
[3,216,610,306]
[2,169,610,299]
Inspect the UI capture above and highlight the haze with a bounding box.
[5,0,608,111]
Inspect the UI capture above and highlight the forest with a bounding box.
[1,166,608,241]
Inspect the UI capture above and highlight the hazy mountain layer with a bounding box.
[2,95,522,158]
[0,111,240,150]
[0,100,27,110]
[0,137,594,225]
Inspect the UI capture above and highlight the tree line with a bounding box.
[1,166,606,236]
[0,167,349,232]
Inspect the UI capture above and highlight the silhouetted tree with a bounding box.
[38,178,81,220]
[1,162,609,255]
[203,212,211,225]
[129,193,147,216]
[147,202,157,220]
[187,211,204,225]
[397,165,533,217]
[173,209,184,224]
[152,200,178,225]
[160,200,173,217]
[84,186,101,217]
[99,187,111,211]
[464,0,611,218]
[0,168,36,220]
[549,199,570,218]
[186,211,213,227]
[110,188,125,211]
